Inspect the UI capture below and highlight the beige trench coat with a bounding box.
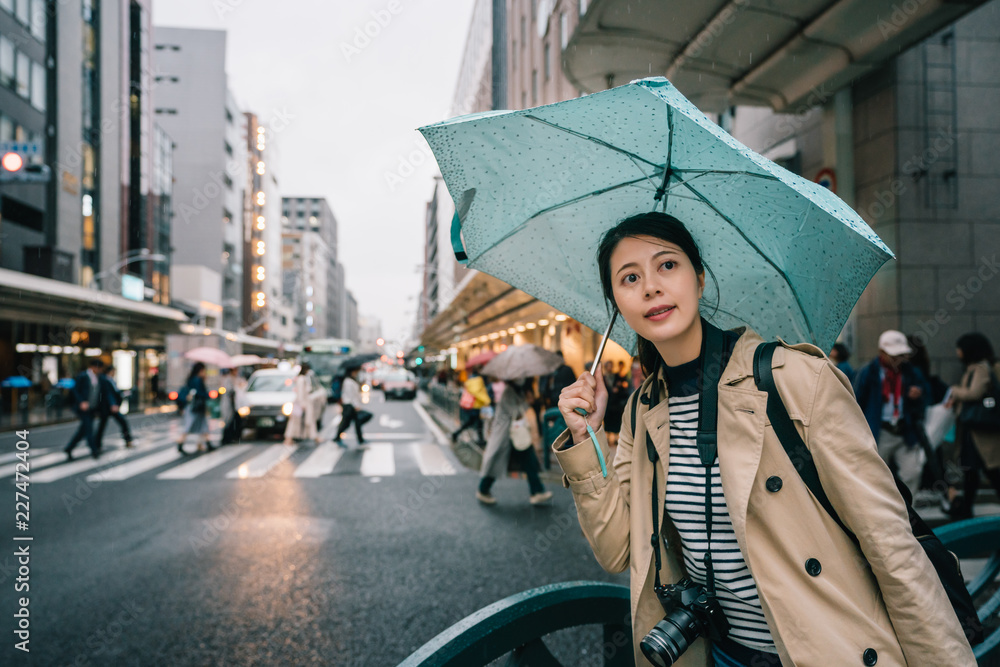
[952,360,1000,469]
[553,328,974,667]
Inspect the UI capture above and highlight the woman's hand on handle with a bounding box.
[558,364,609,444]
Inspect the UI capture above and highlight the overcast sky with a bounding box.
[152,0,477,344]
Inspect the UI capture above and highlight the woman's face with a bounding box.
[956,347,964,362]
[609,235,704,346]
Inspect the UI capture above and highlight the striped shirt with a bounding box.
[663,356,776,654]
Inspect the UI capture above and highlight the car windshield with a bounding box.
[384,371,413,382]
[247,374,295,392]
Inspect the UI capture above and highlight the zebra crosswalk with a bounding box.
[10,436,464,484]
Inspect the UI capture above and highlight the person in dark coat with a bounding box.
[853,330,930,494]
[95,366,134,451]
[540,351,576,408]
[64,358,109,460]
[176,362,214,454]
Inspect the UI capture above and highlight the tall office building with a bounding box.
[152,26,244,328]
[281,196,339,339]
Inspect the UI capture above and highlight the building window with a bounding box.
[579,0,587,16]
[224,140,232,156]
[512,40,517,70]
[0,36,13,88]
[15,50,29,98]
[522,91,527,109]
[521,15,526,46]
[30,60,44,110]
[544,43,551,80]
[560,12,568,49]
[15,0,28,25]
[154,108,177,115]
[531,0,537,22]
[0,0,13,15]
[29,0,44,40]
[0,115,12,141]
[532,69,538,105]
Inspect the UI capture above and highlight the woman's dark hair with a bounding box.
[956,333,996,366]
[596,212,710,376]
[831,342,851,363]
[906,335,930,376]
[187,362,206,382]
[299,362,311,376]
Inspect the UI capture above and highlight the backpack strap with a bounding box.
[753,342,856,543]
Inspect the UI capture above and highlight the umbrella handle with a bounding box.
[572,311,619,478]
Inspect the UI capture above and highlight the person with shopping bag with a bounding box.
[334,365,371,447]
[555,213,973,667]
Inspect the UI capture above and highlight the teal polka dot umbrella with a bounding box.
[419,77,893,355]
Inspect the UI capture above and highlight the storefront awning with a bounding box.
[565,0,987,112]
[0,267,188,335]
[420,271,549,351]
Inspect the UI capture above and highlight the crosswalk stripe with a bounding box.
[0,451,66,478]
[226,444,296,479]
[337,433,423,440]
[412,444,456,476]
[86,448,184,482]
[293,443,345,478]
[0,448,52,465]
[31,438,173,483]
[360,444,395,477]
[157,445,252,479]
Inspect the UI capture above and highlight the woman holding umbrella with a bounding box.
[556,213,973,667]
[176,362,214,454]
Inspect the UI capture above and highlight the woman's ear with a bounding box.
[698,272,706,299]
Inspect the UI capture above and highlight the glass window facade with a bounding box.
[29,0,44,40]
[30,60,43,110]
[15,49,29,98]
[0,35,13,87]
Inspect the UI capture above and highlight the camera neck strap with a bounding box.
[644,320,725,594]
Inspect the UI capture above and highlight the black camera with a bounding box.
[639,578,730,667]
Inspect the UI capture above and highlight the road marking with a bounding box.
[31,438,171,483]
[86,447,184,482]
[411,443,456,476]
[0,447,52,464]
[226,444,296,478]
[413,402,448,446]
[157,445,252,479]
[0,451,66,478]
[360,444,395,477]
[293,443,345,478]
[336,432,422,440]
[378,414,405,429]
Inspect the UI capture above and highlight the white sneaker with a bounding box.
[529,491,553,505]
[475,491,496,505]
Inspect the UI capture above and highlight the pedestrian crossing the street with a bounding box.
[7,433,466,484]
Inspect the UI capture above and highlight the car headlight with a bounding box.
[281,402,293,416]
[238,406,251,417]
[362,384,370,392]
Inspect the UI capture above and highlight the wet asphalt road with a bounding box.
[0,395,626,666]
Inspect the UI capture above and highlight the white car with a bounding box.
[236,369,326,435]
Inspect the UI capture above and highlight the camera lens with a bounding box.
[639,609,700,667]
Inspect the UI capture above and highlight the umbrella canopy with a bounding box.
[481,345,564,381]
[419,77,892,353]
[227,354,265,367]
[466,350,498,368]
[183,347,233,367]
[1,376,31,388]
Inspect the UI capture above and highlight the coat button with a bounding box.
[805,558,822,576]
[765,476,782,492]
[862,648,878,665]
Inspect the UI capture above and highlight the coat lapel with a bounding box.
[717,384,768,544]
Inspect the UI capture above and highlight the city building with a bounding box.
[152,26,244,329]
[562,0,999,376]
[0,0,187,410]
[357,315,382,353]
[418,0,632,375]
[281,196,340,339]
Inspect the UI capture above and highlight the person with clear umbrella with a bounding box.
[176,362,214,454]
[476,345,564,505]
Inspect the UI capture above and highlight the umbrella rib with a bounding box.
[680,180,819,344]
[670,168,780,181]
[473,174,664,259]
[522,115,661,170]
